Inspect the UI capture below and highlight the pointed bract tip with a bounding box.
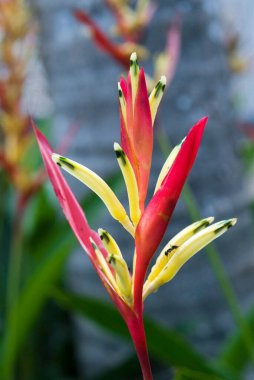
[130,52,137,63]
[223,218,237,228]
[114,142,121,151]
[98,228,104,236]
[52,153,60,164]
[118,82,123,96]
[229,218,237,226]
[160,75,167,86]
[206,216,215,224]
[215,218,237,234]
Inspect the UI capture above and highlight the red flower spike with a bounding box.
[33,122,153,380]
[133,68,153,211]
[119,67,153,211]
[74,9,130,68]
[133,117,208,309]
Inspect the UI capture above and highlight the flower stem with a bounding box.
[156,126,254,364]
[4,198,25,380]
[6,203,24,321]
[127,314,153,380]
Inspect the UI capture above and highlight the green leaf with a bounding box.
[0,170,123,378]
[0,236,73,379]
[240,141,254,170]
[218,306,254,376]
[52,289,235,380]
[90,355,140,380]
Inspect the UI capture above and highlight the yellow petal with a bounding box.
[114,143,141,225]
[149,76,166,125]
[146,217,214,284]
[108,254,132,304]
[90,238,119,292]
[118,82,127,126]
[98,228,123,258]
[130,52,140,106]
[154,137,185,193]
[143,218,237,299]
[52,153,134,236]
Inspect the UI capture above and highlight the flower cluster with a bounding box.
[34,54,236,380]
[75,0,181,90]
[0,0,43,206]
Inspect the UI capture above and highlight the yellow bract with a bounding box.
[149,76,167,125]
[97,229,132,304]
[154,138,185,193]
[130,52,140,107]
[114,142,141,225]
[52,153,135,236]
[146,217,214,284]
[98,228,123,258]
[143,218,237,300]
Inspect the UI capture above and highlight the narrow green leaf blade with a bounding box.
[0,170,123,378]
[0,237,73,379]
[218,306,254,376]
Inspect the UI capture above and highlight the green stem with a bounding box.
[4,198,25,380]
[0,174,8,315]
[156,127,254,364]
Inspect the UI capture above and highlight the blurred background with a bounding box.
[1,0,254,379]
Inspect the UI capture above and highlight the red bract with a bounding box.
[74,9,130,68]
[119,66,153,211]
[133,117,207,310]
[105,0,156,42]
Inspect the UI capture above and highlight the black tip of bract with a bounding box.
[193,220,210,233]
[108,255,116,265]
[215,220,233,234]
[165,245,178,256]
[115,149,126,166]
[100,231,110,244]
[59,156,75,170]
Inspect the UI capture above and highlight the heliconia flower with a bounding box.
[34,54,236,380]
[105,0,156,42]
[74,9,148,69]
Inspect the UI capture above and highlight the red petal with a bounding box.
[119,75,140,185]
[133,117,208,308]
[126,72,134,140]
[133,68,153,211]
[33,122,95,258]
[74,9,129,68]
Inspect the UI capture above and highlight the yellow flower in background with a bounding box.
[0,0,42,199]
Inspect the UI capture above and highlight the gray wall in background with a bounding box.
[34,0,254,378]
